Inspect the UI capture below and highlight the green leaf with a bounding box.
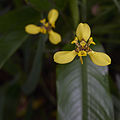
[69,0,79,28]
[112,0,120,12]
[26,0,69,11]
[25,0,53,11]
[56,46,114,120]
[53,0,69,10]
[13,0,24,8]
[0,6,41,68]
[0,6,41,33]
[0,74,21,120]
[0,31,28,68]
[93,24,120,35]
[22,35,46,95]
[3,84,21,120]
[0,90,5,120]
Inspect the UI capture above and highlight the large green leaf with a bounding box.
[0,90,5,120]
[56,46,114,120]
[25,0,53,11]
[53,0,69,10]
[0,6,41,68]
[0,6,41,33]
[26,0,68,11]
[0,31,28,68]
[22,35,46,95]
[0,74,21,120]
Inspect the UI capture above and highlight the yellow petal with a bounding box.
[48,30,61,45]
[88,51,111,66]
[25,24,40,34]
[54,50,77,64]
[76,23,91,41]
[48,9,59,27]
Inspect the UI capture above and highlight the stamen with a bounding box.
[40,27,47,34]
[40,19,46,24]
[71,37,78,44]
[88,37,96,46]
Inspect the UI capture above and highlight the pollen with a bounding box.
[71,37,78,44]
[88,37,96,45]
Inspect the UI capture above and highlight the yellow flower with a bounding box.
[25,9,61,45]
[53,23,111,66]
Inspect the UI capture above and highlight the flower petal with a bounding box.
[48,30,61,45]
[76,23,91,41]
[25,24,40,34]
[88,51,111,66]
[54,50,77,64]
[48,9,59,27]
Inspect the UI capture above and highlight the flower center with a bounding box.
[71,36,96,64]
[40,19,53,34]
[73,38,92,56]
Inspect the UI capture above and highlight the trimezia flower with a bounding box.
[25,9,61,45]
[53,23,111,66]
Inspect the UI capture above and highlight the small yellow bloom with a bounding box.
[53,23,111,66]
[25,9,61,45]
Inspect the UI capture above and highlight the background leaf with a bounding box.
[0,6,41,68]
[0,31,28,68]
[22,35,46,95]
[25,0,53,11]
[0,6,41,33]
[0,74,21,120]
[53,0,69,10]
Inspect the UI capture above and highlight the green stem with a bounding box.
[82,0,87,22]
[81,0,88,119]
[82,57,88,119]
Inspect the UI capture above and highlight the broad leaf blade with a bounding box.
[0,31,28,68]
[0,6,41,68]
[57,52,114,120]
[0,6,41,33]
[26,0,53,11]
[0,74,21,120]
[53,0,69,10]
[22,35,46,95]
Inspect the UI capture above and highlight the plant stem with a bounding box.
[81,57,88,119]
[82,0,87,22]
[81,0,88,119]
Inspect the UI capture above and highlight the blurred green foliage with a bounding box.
[0,0,120,120]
